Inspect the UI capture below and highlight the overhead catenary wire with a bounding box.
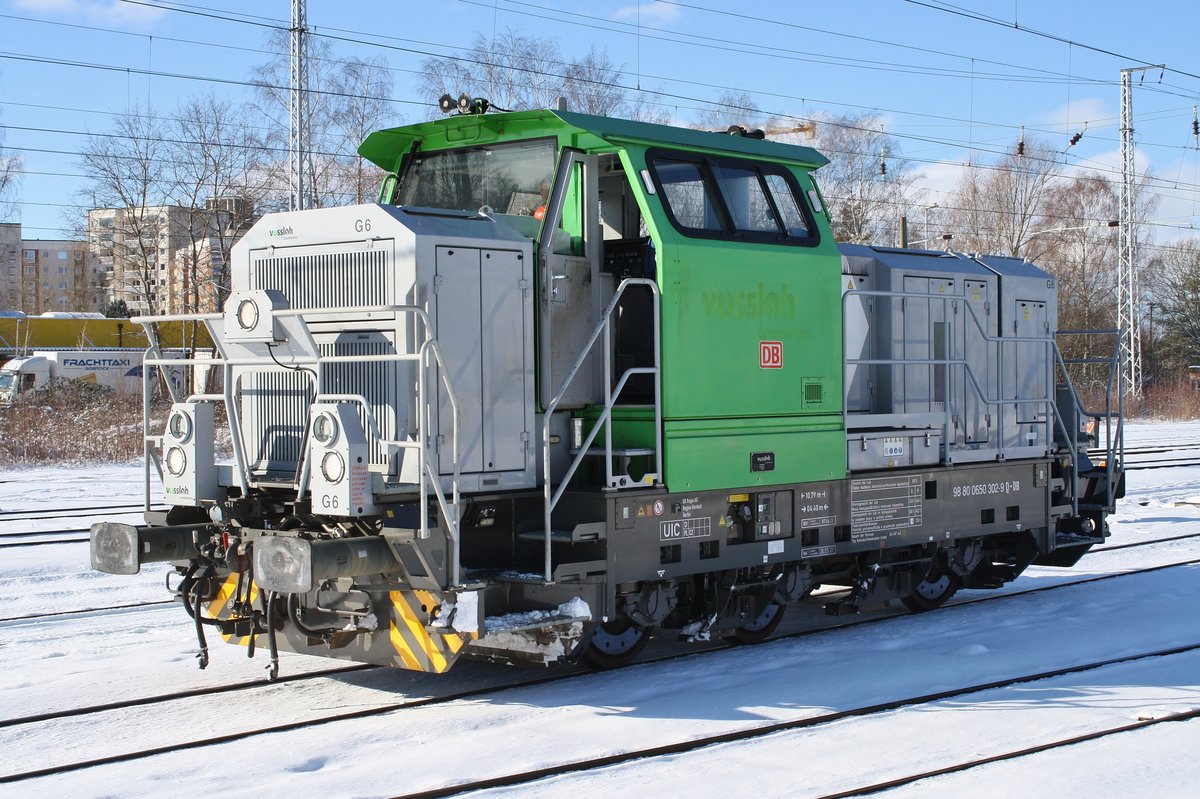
[3,42,1196,201]
[3,0,1198,241]
[3,1,1195,170]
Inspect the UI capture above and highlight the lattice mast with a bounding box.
[1118,66,1162,398]
[289,0,313,211]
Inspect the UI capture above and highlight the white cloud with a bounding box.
[614,2,682,25]
[1039,97,1115,132]
[1069,145,1155,179]
[13,0,165,28]
[910,159,968,203]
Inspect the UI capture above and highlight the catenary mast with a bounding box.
[1118,66,1162,398]
[289,0,313,211]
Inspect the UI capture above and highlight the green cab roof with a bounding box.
[358,109,830,173]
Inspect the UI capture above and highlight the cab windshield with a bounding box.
[0,373,15,392]
[396,138,556,216]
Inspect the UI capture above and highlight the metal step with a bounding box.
[1054,532,1104,547]
[569,447,656,457]
[517,527,603,544]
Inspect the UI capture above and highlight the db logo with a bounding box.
[759,341,783,369]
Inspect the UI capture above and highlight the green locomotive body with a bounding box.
[91,105,1123,674]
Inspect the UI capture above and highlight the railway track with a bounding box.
[0,599,174,625]
[388,643,1200,799]
[0,526,92,542]
[3,555,1198,785]
[0,503,163,522]
[815,707,1200,798]
[0,535,91,549]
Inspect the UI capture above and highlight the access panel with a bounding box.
[435,246,528,476]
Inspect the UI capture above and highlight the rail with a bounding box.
[135,304,463,577]
[541,277,662,583]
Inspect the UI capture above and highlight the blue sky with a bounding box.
[2,0,1199,242]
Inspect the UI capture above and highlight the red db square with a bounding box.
[760,341,783,369]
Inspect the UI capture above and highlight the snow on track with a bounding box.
[2,426,1200,798]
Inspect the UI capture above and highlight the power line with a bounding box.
[0,51,424,111]
[109,0,1190,144]
[903,0,1200,84]
[491,0,1111,87]
[5,0,1197,237]
[4,0,1184,178]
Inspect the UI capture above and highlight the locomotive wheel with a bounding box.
[723,598,786,645]
[901,564,962,612]
[581,620,653,669]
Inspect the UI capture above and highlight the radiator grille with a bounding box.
[241,332,409,476]
[240,241,407,478]
[320,332,407,468]
[243,370,309,473]
[251,245,394,309]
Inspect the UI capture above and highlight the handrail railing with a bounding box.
[136,303,463,582]
[1055,328,1125,510]
[541,277,662,583]
[842,287,1123,518]
[843,287,1060,465]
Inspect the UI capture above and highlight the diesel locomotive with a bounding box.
[90,102,1125,675]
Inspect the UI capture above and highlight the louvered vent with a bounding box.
[240,241,408,479]
[803,379,824,407]
[241,331,409,477]
[251,244,394,309]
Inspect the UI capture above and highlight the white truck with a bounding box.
[0,350,150,403]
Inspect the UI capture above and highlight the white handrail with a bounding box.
[541,277,662,582]
[136,302,464,585]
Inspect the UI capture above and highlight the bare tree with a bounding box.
[620,89,673,125]
[167,95,267,315]
[691,90,771,132]
[805,113,917,245]
[1145,238,1200,373]
[251,32,396,208]
[1025,173,1121,390]
[1028,173,1120,327]
[419,30,571,115]
[78,109,170,317]
[562,47,625,116]
[0,108,20,223]
[329,56,393,204]
[946,137,1064,257]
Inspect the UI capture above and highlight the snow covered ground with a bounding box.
[0,421,1198,798]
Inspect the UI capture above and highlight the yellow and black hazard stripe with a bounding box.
[388,589,476,673]
[202,574,474,671]
[204,572,259,647]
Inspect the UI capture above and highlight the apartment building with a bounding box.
[0,222,104,314]
[88,200,250,316]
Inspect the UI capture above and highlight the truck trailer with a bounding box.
[0,350,146,403]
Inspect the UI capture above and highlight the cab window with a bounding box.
[395,138,556,215]
[653,159,724,232]
[648,150,817,246]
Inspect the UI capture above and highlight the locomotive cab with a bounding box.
[90,105,1124,676]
